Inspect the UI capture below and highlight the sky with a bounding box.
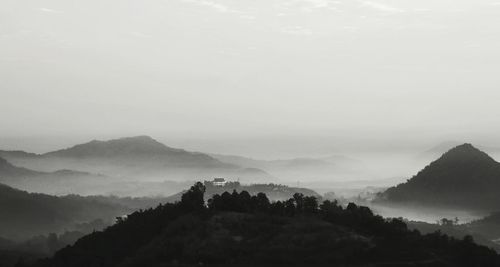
[1,0,500,157]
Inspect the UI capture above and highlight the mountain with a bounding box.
[44,136,221,166]
[380,144,500,210]
[1,136,273,183]
[32,183,500,267]
[416,141,462,160]
[417,141,500,161]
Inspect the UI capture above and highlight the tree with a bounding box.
[293,193,304,212]
[303,196,318,213]
[284,199,296,216]
[255,192,270,212]
[181,182,206,211]
[440,218,455,227]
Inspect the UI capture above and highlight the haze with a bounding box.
[2,0,500,158]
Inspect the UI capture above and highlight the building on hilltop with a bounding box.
[212,178,227,186]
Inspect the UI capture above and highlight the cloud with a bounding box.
[127,32,153,38]
[39,7,63,14]
[239,15,256,20]
[304,0,330,8]
[296,0,342,12]
[360,1,404,13]
[180,0,236,13]
[281,26,314,35]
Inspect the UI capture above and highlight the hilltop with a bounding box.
[164,180,321,203]
[380,144,500,210]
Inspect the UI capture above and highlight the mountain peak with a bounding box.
[437,143,495,164]
[381,143,500,208]
[44,136,179,158]
[118,135,156,142]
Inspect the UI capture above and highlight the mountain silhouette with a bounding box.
[0,136,273,183]
[381,144,500,210]
[43,136,217,163]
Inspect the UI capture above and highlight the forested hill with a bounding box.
[32,183,500,267]
[380,143,500,210]
[0,183,131,240]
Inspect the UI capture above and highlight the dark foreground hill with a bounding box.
[31,183,500,267]
[379,144,500,210]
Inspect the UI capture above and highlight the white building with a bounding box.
[212,178,227,186]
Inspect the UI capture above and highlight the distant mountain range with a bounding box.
[0,155,122,196]
[380,144,500,210]
[210,153,364,181]
[0,136,274,195]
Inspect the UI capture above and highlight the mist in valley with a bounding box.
[3,0,500,265]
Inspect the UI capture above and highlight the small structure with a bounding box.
[212,178,227,186]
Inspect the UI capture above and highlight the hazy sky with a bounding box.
[2,0,500,156]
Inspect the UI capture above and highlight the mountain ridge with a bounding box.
[0,136,274,184]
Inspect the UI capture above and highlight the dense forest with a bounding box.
[30,182,500,267]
